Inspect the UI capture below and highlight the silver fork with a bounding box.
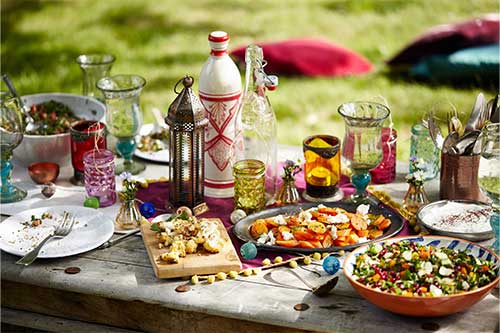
[16,212,75,266]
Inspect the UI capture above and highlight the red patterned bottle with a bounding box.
[199,31,242,198]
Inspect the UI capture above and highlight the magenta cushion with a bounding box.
[387,14,500,66]
[230,38,373,77]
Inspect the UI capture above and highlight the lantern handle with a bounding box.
[174,75,194,94]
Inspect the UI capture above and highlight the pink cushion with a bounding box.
[230,38,373,77]
[387,14,500,66]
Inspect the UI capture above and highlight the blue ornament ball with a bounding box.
[322,256,341,275]
[240,242,258,260]
[139,202,156,218]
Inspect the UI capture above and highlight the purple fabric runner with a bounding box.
[137,171,411,269]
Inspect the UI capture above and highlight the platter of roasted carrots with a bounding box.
[233,202,404,253]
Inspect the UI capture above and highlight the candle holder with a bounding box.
[97,74,146,175]
[302,135,343,202]
[233,159,266,214]
[370,127,397,184]
[70,120,106,185]
[83,149,116,207]
[338,101,390,204]
[0,93,27,203]
[76,53,115,101]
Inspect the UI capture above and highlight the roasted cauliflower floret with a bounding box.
[170,240,186,257]
[185,239,198,254]
[203,236,222,253]
[159,232,172,245]
[160,251,180,264]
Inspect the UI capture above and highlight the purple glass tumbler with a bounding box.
[370,128,397,184]
[83,149,116,207]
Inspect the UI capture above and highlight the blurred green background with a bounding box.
[1,0,498,160]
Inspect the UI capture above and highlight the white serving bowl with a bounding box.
[13,93,106,167]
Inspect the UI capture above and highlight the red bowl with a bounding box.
[28,162,60,184]
[343,235,500,317]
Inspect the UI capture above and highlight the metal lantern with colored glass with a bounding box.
[165,76,208,210]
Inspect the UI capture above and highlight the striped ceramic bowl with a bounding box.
[343,236,500,317]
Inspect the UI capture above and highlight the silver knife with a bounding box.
[98,229,141,249]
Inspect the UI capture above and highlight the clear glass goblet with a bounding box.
[338,101,390,204]
[478,123,500,254]
[0,92,27,203]
[97,75,146,175]
[76,54,115,101]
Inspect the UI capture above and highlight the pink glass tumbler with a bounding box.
[370,128,397,184]
[83,149,116,207]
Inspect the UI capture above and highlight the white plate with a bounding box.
[134,124,169,164]
[151,213,172,223]
[0,206,114,258]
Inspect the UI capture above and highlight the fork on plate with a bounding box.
[16,212,76,266]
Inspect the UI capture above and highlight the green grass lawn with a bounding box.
[2,0,498,161]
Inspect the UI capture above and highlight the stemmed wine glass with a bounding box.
[478,123,500,254]
[0,92,27,203]
[97,75,146,175]
[338,101,390,204]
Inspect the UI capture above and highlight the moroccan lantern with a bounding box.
[165,76,208,210]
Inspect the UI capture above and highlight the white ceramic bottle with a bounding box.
[199,31,242,198]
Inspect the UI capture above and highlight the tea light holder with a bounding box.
[302,135,343,202]
[83,149,116,208]
[70,120,106,186]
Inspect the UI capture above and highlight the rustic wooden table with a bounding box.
[1,148,499,333]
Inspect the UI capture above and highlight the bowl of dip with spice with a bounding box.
[417,200,493,241]
[13,93,106,167]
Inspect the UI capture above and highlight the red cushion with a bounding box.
[387,14,500,66]
[230,38,373,77]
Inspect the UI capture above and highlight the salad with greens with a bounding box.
[28,100,78,135]
[352,240,498,297]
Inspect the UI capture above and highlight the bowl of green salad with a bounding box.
[343,236,499,317]
[13,93,106,167]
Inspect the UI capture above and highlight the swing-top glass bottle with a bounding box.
[235,45,278,205]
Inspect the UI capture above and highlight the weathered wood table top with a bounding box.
[1,148,499,333]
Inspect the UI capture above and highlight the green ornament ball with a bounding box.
[84,197,100,209]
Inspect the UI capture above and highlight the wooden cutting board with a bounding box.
[140,218,242,279]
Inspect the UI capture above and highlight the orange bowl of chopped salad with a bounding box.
[343,236,500,317]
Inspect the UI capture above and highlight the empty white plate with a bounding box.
[0,206,114,258]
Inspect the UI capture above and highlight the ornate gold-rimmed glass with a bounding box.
[0,92,27,203]
[97,75,146,175]
[478,123,500,253]
[338,101,390,203]
[233,159,266,214]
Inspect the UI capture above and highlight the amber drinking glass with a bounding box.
[233,159,266,214]
[302,135,343,202]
